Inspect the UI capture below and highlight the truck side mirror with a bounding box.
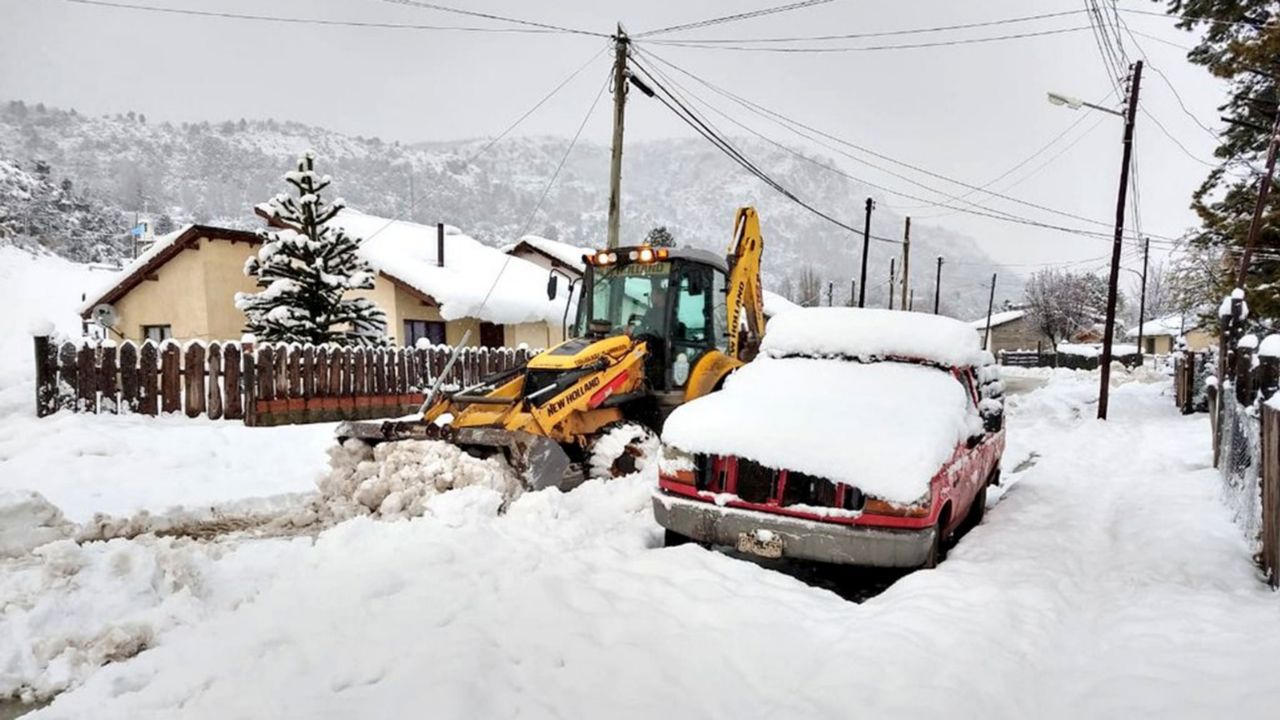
[546,272,558,301]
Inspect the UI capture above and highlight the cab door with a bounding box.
[668,264,725,391]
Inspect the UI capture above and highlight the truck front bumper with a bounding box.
[653,492,935,568]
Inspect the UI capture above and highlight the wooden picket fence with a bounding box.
[33,336,534,427]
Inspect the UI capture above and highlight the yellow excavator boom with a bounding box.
[726,207,766,361]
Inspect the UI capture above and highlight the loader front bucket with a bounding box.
[334,421,580,492]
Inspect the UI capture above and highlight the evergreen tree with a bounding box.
[645,225,675,247]
[1158,1,1280,316]
[236,153,388,346]
[154,213,175,234]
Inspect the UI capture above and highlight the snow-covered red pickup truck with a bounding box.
[653,307,1005,569]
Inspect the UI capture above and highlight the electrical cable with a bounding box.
[651,9,1090,44]
[637,0,833,38]
[647,26,1093,53]
[377,0,606,37]
[63,0,586,35]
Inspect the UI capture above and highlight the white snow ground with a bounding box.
[0,369,1275,719]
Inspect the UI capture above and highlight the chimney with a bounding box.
[437,222,444,267]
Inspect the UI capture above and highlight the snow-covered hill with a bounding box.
[0,100,1012,316]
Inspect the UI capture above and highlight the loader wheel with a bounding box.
[588,423,659,480]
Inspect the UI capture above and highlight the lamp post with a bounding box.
[1046,60,1143,420]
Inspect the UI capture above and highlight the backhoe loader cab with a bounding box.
[572,247,731,401]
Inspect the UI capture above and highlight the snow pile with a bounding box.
[761,307,983,367]
[0,491,75,558]
[331,210,572,326]
[664,357,977,503]
[0,534,313,703]
[313,439,523,522]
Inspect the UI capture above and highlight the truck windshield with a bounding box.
[577,262,672,337]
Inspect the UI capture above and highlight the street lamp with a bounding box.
[1046,60,1144,420]
[1046,91,1124,116]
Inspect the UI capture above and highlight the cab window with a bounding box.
[673,266,713,346]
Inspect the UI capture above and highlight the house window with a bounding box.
[142,325,172,343]
[404,320,445,347]
[479,322,505,348]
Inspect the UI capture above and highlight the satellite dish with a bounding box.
[92,303,119,329]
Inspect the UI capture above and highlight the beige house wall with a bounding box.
[112,240,212,343]
[506,321,556,349]
[1185,328,1216,352]
[199,236,262,341]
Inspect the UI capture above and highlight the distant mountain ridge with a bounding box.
[0,99,1014,317]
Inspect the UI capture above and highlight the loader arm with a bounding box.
[726,207,766,361]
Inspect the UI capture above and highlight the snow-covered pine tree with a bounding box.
[236,153,388,346]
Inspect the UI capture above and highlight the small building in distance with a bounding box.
[969,309,1054,354]
[1126,313,1217,354]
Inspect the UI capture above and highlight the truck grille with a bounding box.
[735,459,776,504]
[781,471,838,508]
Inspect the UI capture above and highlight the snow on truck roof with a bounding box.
[663,357,977,504]
[761,307,985,368]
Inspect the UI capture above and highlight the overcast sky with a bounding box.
[0,0,1229,277]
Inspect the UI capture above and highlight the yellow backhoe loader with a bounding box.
[335,207,767,490]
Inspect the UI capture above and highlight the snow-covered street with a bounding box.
[4,368,1279,719]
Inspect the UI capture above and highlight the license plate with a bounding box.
[736,530,784,558]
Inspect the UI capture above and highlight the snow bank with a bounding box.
[313,439,523,523]
[0,491,75,558]
[0,534,314,702]
[664,357,976,503]
[762,290,801,317]
[0,412,333,523]
[331,210,571,326]
[761,307,983,367]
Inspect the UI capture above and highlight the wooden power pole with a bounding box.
[983,273,997,351]
[889,258,896,310]
[606,26,630,249]
[858,197,874,308]
[900,217,911,309]
[1098,59,1143,421]
[1136,237,1150,366]
[1235,110,1280,286]
[933,256,943,314]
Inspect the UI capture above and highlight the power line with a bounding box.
[637,48,1174,238]
[629,54,899,243]
[637,0,833,38]
[648,26,1093,52]
[1139,104,1218,166]
[62,0,583,34]
[1116,5,1270,30]
[378,0,606,37]
[635,47,1182,244]
[651,9,1090,44]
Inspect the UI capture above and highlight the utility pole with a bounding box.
[606,26,630,249]
[1136,237,1150,367]
[858,197,874,308]
[827,281,834,307]
[909,289,915,312]
[1098,59,1143,421]
[983,273,997,351]
[900,217,911,309]
[1235,110,1280,286]
[849,280,856,307]
[888,258,896,310]
[933,256,943,314]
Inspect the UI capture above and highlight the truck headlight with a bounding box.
[659,444,696,483]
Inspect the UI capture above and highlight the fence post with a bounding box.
[76,343,96,413]
[139,341,159,416]
[119,341,139,414]
[225,342,244,421]
[1264,404,1280,589]
[33,335,58,417]
[160,342,181,414]
[1236,335,1257,407]
[98,343,119,414]
[207,341,223,420]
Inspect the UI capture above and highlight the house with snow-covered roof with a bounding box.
[1124,313,1216,354]
[501,236,590,282]
[79,210,575,348]
[968,308,1053,354]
